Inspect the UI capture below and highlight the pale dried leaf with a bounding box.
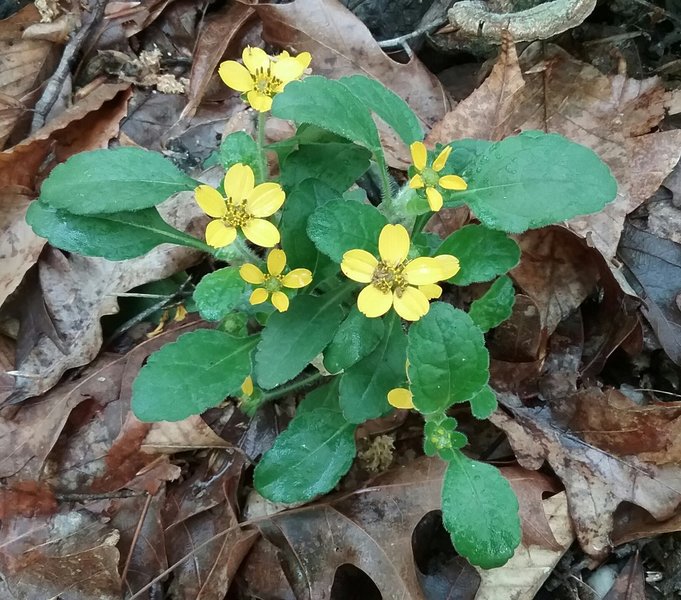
[142,415,231,453]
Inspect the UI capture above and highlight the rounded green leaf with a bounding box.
[460,131,617,233]
[469,385,498,420]
[132,330,257,422]
[40,148,197,215]
[442,453,521,569]
[254,292,346,389]
[468,276,516,332]
[307,200,387,263]
[435,224,520,286]
[254,408,357,503]
[324,307,384,374]
[26,200,206,260]
[193,267,246,321]
[218,131,263,181]
[408,303,489,414]
[339,312,406,423]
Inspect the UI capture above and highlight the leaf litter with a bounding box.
[1,0,681,598]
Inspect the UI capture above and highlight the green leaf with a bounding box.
[469,385,498,419]
[26,200,206,260]
[442,452,521,568]
[324,307,384,374]
[408,303,489,414]
[279,179,339,277]
[435,224,520,286]
[193,267,246,321]
[307,199,387,263]
[280,142,371,193]
[339,312,407,423]
[339,74,423,145]
[469,276,515,332]
[254,291,346,389]
[443,139,493,175]
[40,148,197,215]
[218,131,263,182]
[272,76,382,155]
[132,330,257,422]
[297,378,341,415]
[458,131,617,233]
[254,408,356,503]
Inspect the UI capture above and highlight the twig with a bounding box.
[121,492,153,589]
[31,0,107,132]
[55,489,144,502]
[377,19,447,49]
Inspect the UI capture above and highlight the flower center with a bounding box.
[422,167,440,187]
[253,67,283,96]
[372,261,407,296]
[430,426,451,450]
[223,201,251,228]
[263,275,283,292]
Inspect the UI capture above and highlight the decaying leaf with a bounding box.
[491,395,681,558]
[603,552,646,600]
[428,41,681,260]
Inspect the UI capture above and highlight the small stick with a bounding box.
[31,0,107,132]
[121,492,153,588]
[377,20,447,49]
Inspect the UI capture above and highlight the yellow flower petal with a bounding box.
[341,249,378,283]
[195,185,226,218]
[387,387,414,409]
[246,90,273,112]
[242,218,280,247]
[432,146,452,172]
[403,257,446,285]
[378,223,410,266]
[419,283,442,300]
[205,220,237,248]
[425,186,443,212]
[356,284,393,318]
[242,46,269,74]
[434,254,460,280]
[410,141,427,171]
[295,51,312,70]
[247,182,285,217]
[240,263,266,284]
[218,60,253,93]
[272,56,306,83]
[282,268,312,289]
[250,288,269,305]
[439,174,468,191]
[241,376,254,396]
[267,248,286,276]
[225,163,255,202]
[271,291,290,312]
[393,286,430,321]
[409,174,424,189]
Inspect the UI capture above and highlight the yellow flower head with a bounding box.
[240,248,312,312]
[241,376,254,397]
[195,163,284,249]
[408,141,468,212]
[387,387,414,409]
[341,224,460,321]
[218,46,311,112]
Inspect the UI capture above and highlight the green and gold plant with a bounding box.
[26,46,617,569]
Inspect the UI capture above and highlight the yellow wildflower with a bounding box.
[218,46,311,112]
[195,163,284,249]
[239,248,312,312]
[387,387,414,409]
[408,141,467,212]
[341,224,460,321]
[241,376,254,396]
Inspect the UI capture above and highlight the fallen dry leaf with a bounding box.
[142,415,232,453]
[0,511,121,599]
[0,5,57,149]
[491,395,681,558]
[603,552,646,600]
[428,41,681,261]
[0,481,56,519]
[562,387,681,465]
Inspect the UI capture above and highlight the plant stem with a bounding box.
[260,372,324,402]
[257,111,267,180]
[378,158,393,204]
